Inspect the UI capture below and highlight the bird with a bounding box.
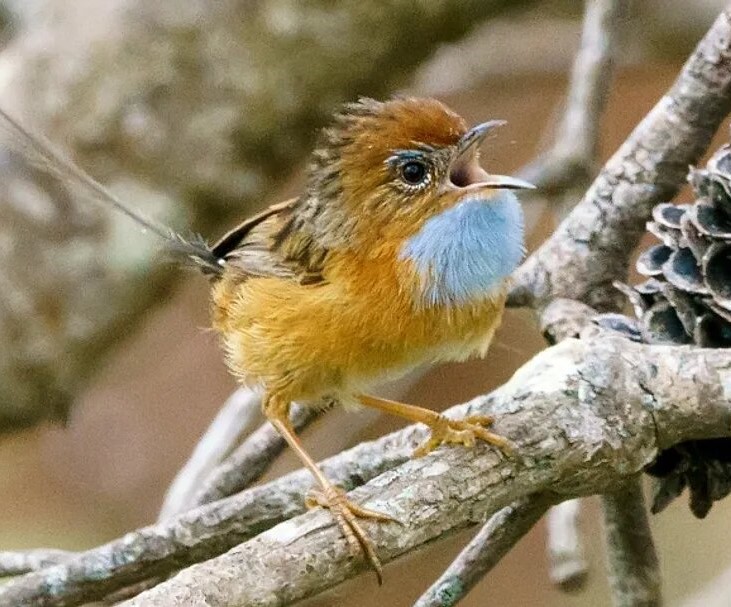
[0,96,534,582]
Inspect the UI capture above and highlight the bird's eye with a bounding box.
[400,161,428,185]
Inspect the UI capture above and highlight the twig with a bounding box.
[189,402,325,507]
[547,499,588,591]
[509,6,731,311]
[520,0,626,194]
[114,336,731,607]
[0,549,73,577]
[601,481,662,607]
[158,387,262,521]
[413,496,552,607]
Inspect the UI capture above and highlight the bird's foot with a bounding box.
[413,414,512,457]
[305,485,394,583]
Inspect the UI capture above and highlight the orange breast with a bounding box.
[211,244,505,404]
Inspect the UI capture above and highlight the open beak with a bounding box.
[479,174,536,190]
[452,120,536,191]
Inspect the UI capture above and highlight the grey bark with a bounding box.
[602,483,662,607]
[2,332,729,606]
[113,335,731,607]
[413,496,552,607]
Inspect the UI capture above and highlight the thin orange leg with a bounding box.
[264,396,392,583]
[357,394,512,457]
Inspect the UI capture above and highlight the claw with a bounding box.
[413,414,512,457]
[305,486,393,584]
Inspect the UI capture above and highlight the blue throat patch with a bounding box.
[400,191,525,307]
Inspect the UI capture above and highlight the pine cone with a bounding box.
[596,142,731,518]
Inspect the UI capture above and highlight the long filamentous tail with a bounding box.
[0,107,223,275]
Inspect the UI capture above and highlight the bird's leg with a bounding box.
[263,395,391,583]
[357,394,512,457]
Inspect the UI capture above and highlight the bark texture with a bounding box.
[109,336,731,607]
[602,483,662,607]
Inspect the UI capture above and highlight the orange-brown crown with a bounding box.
[302,97,471,247]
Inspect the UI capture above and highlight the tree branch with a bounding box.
[0,422,426,606]
[0,549,73,577]
[413,496,552,607]
[602,482,662,607]
[100,335,731,607]
[2,333,728,606]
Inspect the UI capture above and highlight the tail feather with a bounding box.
[0,106,223,275]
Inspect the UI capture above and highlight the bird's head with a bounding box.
[303,96,533,252]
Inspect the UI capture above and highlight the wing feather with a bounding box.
[214,198,328,285]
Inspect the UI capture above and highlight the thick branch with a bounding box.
[509,7,731,311]
[103,336,731,607]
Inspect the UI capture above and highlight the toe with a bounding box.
[348,502,398,523]
[464,414,494,427]
[412,436,440,457]
[304,489,324,510]
[338,504,384,583]
[475,428,514,453]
